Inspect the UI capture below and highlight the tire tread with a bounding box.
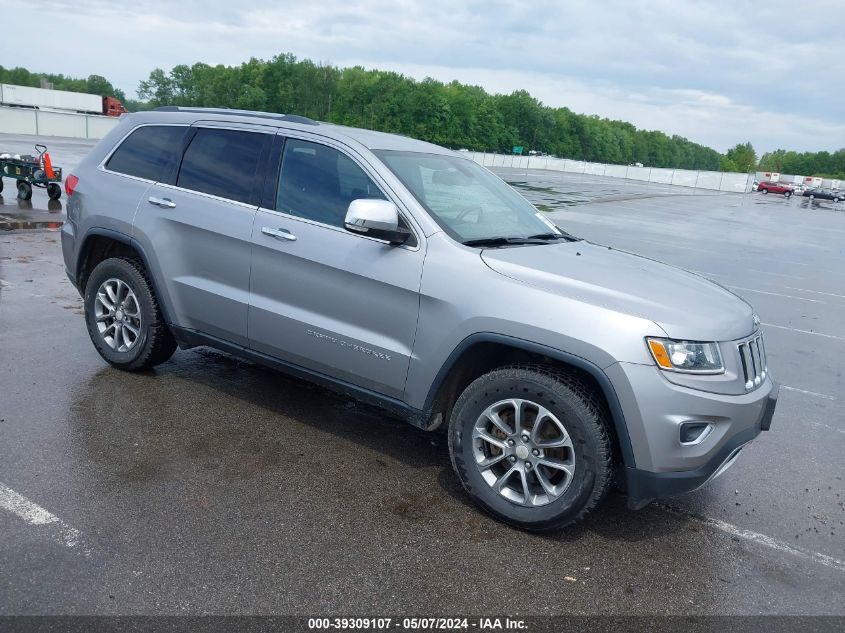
[448,363,614,531]
[84,256,176,371]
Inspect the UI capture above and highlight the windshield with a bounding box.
[374,150,563,243]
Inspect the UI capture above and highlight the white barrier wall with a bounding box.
[88,114,120,138]
[0,105,119,139]
[0,106,38,135]
[468,152,754,193]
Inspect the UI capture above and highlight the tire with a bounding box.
[448,365,614,531]
[47,183,61,200]
[17,181,32,200]
[760,188,768,194]
[0,178,4,193]
[84,257,177,371]
[784,191,792,198]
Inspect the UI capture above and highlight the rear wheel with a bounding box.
[784,191,792,198]
[448,366,614,531]
[47,183,61,200]
[17,181,32,200]
[84,257,177,371]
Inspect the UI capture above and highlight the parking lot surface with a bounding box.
[0,138,843,616]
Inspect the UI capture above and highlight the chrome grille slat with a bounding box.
[738,333,767,391]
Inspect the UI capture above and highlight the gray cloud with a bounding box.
[7,0,844,152]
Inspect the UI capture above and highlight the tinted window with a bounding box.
[177,128,266,204]
[277,139,385,228]
[106,125,186,181]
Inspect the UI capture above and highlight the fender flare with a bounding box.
[75,227,176,327]
[422,332,637,468]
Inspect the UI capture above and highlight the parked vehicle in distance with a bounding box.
[790,183,807,195]
[803,188,845,202]
[60,108,778,531]
[756,181,794,197]
[751,180,759,191]
[0,83,127,117]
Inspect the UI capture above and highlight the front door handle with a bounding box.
[261,227,297,241]
[148,196,176,209]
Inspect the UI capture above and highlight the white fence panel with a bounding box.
[454,151,760,193]
[671,170,698,188]
[0,105,119,139]
[604,164,627,178]
[696,172,721,189]
[720,173,750,192]
[36,110,87,137]
[546,157,566,171]
[0,106,38,135]
[649,168,674,184]
[626,166,650,181]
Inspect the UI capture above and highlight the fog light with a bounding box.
[680,422,713,445]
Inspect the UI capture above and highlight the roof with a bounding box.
[145,107,455,155]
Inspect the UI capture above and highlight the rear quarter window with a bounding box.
[105,125,187,182]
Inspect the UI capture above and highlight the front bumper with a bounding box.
[605,362,778,509]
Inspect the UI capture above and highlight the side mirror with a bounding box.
[344,199,410,245]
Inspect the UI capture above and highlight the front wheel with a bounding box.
[760,188,768,194]
[47,183,62,200]
[84,257,177,371]
[448,366,614,531]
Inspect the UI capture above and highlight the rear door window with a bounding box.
[177,128,268,204]
[105,125,186,182]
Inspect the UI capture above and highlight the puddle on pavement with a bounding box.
[0,194,64,230]
[0,197,63,211]
[0,220,63,231]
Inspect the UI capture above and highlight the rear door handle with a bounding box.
[148,196,176,209]
[261,227,297,241]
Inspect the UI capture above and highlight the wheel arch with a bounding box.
[75,228,176,327]
[422,333,636,469]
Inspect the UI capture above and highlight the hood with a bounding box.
[481,241,754,342]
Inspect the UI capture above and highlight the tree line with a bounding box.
[758,149,845,179]
[134,54,724,170]
[3,58,842,177]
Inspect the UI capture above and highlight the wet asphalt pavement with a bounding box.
[0,134,844,617]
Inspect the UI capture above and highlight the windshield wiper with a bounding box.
[462,236,552,247]
[524,232,581,242]
[462,232,581,247]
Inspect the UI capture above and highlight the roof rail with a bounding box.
[152,106,319,126]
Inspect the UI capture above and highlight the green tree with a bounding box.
[724,142,757,173]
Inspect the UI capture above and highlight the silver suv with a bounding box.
[61,108,778,530]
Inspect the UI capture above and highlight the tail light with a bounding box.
[65,174,79,197]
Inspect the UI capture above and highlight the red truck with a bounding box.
[757,181,794,198]
[0,84,127,117]
[102,95,128,117]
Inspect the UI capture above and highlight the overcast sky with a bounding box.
[6,0,844,153]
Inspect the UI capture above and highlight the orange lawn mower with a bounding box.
[0,144,63,200]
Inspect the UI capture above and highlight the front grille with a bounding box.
[738,334,767,390]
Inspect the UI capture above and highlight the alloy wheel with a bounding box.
[94,278,142,352]
[472,398,576,506]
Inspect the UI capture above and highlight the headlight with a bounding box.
[646,338,724,374]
